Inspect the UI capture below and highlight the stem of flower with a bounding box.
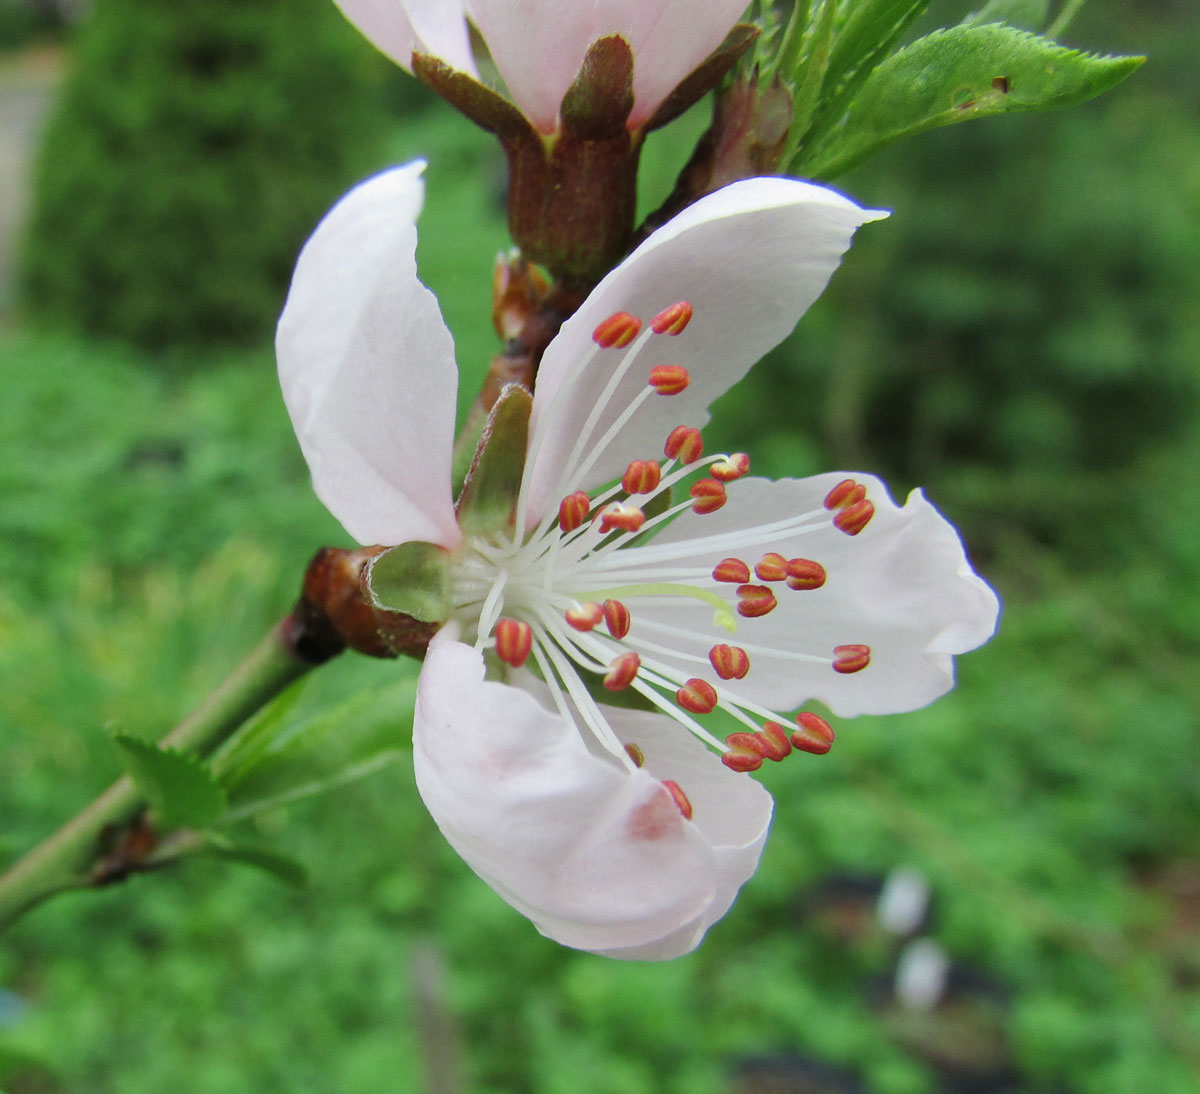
[0,618,319,932]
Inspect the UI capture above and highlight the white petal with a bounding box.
[522,177,886,525]
[332,0,478,76]
[627,473,1000,717]
[467,0,747,133]
[277,163,462,549]
[413,637,770,955]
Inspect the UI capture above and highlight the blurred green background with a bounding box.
[1,1,1197,1091]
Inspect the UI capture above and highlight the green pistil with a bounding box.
[573,582,737,634]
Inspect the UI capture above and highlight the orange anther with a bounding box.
[625,742,645,767]
[621,459,662,495]
[792,711,835,755]
[725,731,770,758]
[736,584,777,619]
[592,311,641,348]
[648,365,690,395]
[650,301,693,335]
[757,721,793,762]
[754,552,788,582]
[603,651,641,691]
[712,557,751,584]
[721,750,763,773]
[833,500,874,535]
[710,453,750,482]
[597,503,646,534]
[661,779,694,820]
[709,644,750,680]
[785,558,827,590]
[558,491,591,533]
[833,644,871,674]
[602,599,631,639]
[565,602,604,631]
[689,478,727,514]
[664,425,703,463]
[675,678,718,714]
[824,479,866,510]
[494,618,533,668]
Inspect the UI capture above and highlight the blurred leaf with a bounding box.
[210,677,309,786]
[964,0,1049,31]
[202,838,309,888]
[798,25,1144,177]
[111,735,227,830]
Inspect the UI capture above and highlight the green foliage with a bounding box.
[20,0,390,352]
[111,735,226,830]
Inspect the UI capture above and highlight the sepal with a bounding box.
[456,383,533,535]
[365,542,452,625]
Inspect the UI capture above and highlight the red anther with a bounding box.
[648,365,690,395]
[664,425,703,463]
[661,779,694,820]
[597,503,646,534]
[602,598,631,639]
[650,301,693,335]
[625,743,645,767]
[565,602,604,631]
[709,644,750,680]
[592,311,641,348]
[725,732,770,758]
[754,552,788,582]
[758,721,793,762]
[621,459,662,494]
[710,452,750,482]
[690,478,727,514]
[712,557,751,584]
[792,711,835,755]
[785,558,827,590]
[558,491,591,533]
[675,678,718,714]
[721,750,763,773]
[833,644,871,674]
[833,500,874,536]
[824,479,866,510]
[494,618,533,668]
[603,651,641,691]
[736,584,778,619]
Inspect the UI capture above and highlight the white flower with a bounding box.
[331,0,752,132]
[277,162,999,959]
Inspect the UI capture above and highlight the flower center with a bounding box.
[449,304,876,782]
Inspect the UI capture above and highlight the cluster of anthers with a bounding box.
[450,301,879,819]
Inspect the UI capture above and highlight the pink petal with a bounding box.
[467,0,748,132]
[332,0,478,76]
[522,177,886,525]
[413,637,770,956]
[277,163,461,549]
[629,474,1000,717]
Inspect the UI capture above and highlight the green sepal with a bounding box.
[797,25,1144,179]
[455,383,532,536]
[561,35,634,141]
[112,735,227,830]
[365,541,451,623]
[964,0,1049,32]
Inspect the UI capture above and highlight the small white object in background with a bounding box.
[876,866,931,937]
[894,937,951,1011]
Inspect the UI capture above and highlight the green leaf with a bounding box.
[202,839,309,888]
[798,24,1144,178]
[964,0,1049,31]
[209,677,308,786]
[112,735,227,830]
[364,541,451,623]
[455,383,532,536]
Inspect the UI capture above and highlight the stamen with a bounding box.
[625,743,645,767]
[824,479,866,510]
[494,618,532,668]
[710,453,750,482]
[558,491,591,532]
[833,644,871,674]
[675,678,718,714]
[664,425,703,463]
[650,301,693,335]
[597,503,646,534]
[621,459,662,494]
[648,365,690,395]
[661,779,694,820]
[757,721,793,762]
[603,651,641,691]
[754,552,788,582]
[712,557,751,583]
[689,478,727,514]
[721,749,762,773]
[736,584,777,619]
[602,598,631,639]
[786,558,827,590]
[565,602,604,631]
[834,500,875,535]
[592,311,641,348]
[709,644,750,680]
[792,711,835,755]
